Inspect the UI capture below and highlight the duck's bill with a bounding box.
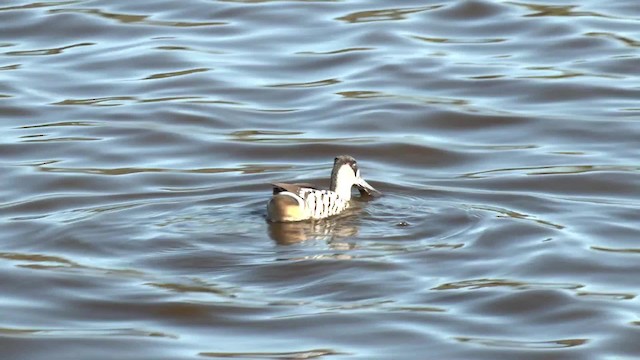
[355,177,381,196]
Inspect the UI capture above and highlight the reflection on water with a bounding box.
[1,0,640,359]
[199,349,345,359]
[432,278,582,291]
[5,42,95,56]
[336,5,443,23]
[512,3,612,18]
[268,217,359,245]
[456,337,587,349]
[0,327,179,339]
[49,8,227,27]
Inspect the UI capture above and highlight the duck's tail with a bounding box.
[266,192,306,222]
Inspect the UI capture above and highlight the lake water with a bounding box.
[1,0,639,359]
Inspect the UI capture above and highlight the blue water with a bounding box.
[1,1,639,359]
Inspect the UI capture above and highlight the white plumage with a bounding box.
[266,156,380,222]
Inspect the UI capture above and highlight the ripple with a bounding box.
[0,251,143,276]
[410,35,507,44]
[142,67,210,80]
[470,205,565,230]
[335,5,442,23]
[32,164,291,175]
[296,47,374,55]
[0,1,80,12]
[576,291,635,300]
[199,349,345,359]
[267,78,341,88]
[591,246,640,255]
[5,42,94,56]
[336,91,470,108]
[52,96,136,106]
[436,0,510,20]
[0,64,20,71]
[219,0,339,3]
[585,32,640,47]
[432,278,582,291]
[51,96,221,106]
[507,2,613,18]
[456,337,588,349]
[16,121,97,129]
[226,130,376,144]
[49,8,227,27]
[228,130,303,139]
[146,281,236,298]
[19,135,100,143]
[463,165,640,178]
[0,327,178,339]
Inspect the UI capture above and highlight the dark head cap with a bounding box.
[333,155,358,173]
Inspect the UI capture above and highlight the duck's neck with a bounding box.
[330,167,353,200]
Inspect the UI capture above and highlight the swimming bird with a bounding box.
[266,155,380,222]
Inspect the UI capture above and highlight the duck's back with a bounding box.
[299,188,349,220]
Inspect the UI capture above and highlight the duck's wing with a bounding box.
[271,182,319,195]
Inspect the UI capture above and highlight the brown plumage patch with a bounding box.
[266,194,305,222]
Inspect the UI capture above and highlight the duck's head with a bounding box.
[329,155,381,200]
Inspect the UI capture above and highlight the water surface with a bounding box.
[1,0,640,359]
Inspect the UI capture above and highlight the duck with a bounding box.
[266,155,380,222]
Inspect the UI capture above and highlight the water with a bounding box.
[1,0,639,359]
